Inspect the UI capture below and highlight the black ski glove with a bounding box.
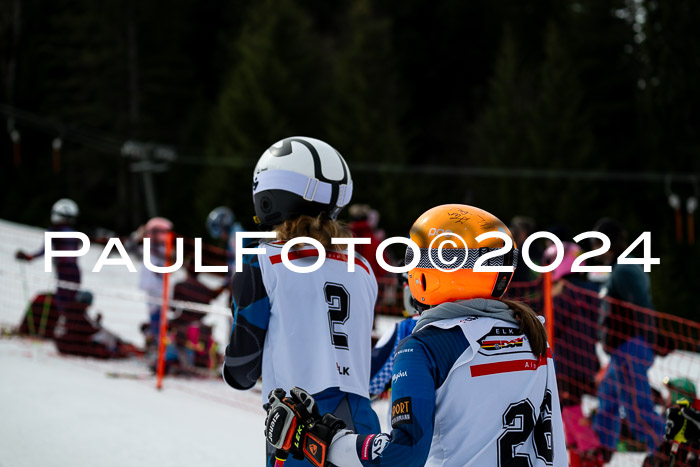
[265,387,346,467]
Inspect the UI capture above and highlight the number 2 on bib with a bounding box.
[324,282,350,350]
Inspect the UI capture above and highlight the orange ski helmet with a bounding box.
[406,204,518,306]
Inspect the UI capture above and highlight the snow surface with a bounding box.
[0,218,698,466]
[0,338,265,467]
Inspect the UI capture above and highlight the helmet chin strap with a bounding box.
[410,296,431,313]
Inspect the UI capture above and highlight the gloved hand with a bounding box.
[665,403,700,444]
[15,250,32,261]
[265,387,346,467]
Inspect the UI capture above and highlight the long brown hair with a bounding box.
[274,214,352,252]
[501,299,548,357]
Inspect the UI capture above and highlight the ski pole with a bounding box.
[38,294,52,337]
[19,261,36,336]
[273,450,288,467]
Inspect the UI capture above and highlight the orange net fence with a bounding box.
[553,281,700,466]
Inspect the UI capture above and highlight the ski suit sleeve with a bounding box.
[368,324,399,397]
[328,326,467,466]
[32,226,82,265]
[222,249,270,390]
[369,318,419,397]
[30,226,56,258]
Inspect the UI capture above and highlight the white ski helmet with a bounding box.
[51,198,79,225]
[206,206,235,238]
[252,137,353,228]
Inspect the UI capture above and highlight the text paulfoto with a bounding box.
[40,230,659,275]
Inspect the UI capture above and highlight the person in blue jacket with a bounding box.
[591,218,665,460]
[206,206,245,287]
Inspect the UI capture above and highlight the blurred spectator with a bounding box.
[147,258,224,375]
[509,215,539,282]
[125,217,173,345]
[663,377,697,406]
[206,206,245,290]
[15,199,81,314]
[53,291,138,359]
[348,204,388,277]
[348,204,396,306]
[547,224,573,244]
[161,323,220,375]
[541,242,600,405]
[170,257,224,327]
[590,218,665,457]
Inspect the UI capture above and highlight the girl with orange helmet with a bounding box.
[264,204,567,467]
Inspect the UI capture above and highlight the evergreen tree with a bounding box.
[469,26,537,218]
[199,0,331,227]
[563,0,639,170]
[323,0,410,228]
[471,22,597,226]
[636,0,700,320]
[638,0,700,172]
[526,22,597,223]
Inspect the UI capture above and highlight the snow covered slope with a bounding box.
[0,338,265,467]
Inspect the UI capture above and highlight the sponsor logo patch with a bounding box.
[304,433,325,467]
[478,326,525,351]
[336,362,350,375]
[391,370,407,384]
[371,433,390,460]
[391,397,413,427]
[360,435,375,460]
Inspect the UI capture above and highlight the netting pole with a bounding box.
[543,271,554,348]
[688,211,695,246]
[674,208,683,244]
[156,231,173,390]
[19,261,36,336]
[11,129,21,167]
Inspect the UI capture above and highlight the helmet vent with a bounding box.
[421,273,426,291]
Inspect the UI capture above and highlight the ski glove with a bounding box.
[15,250,32,261]
[265,387,346,467]
[665,403,700,444]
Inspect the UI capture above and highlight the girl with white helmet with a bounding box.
[222,137,381,466]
